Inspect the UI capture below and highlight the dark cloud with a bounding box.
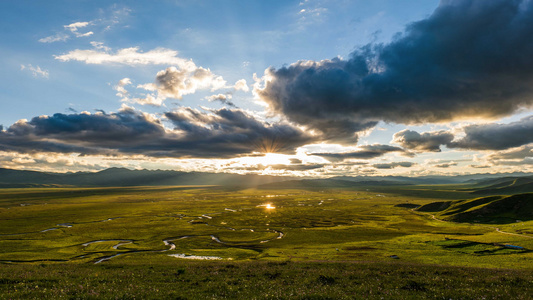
[433,162,458,168]
[0,107,315,158]
[206,94,235,107]
[373,162,414,169]
[256,0,533,142]
[470,164,491,169]
[449,116,533,150]
[392,115,533,152]
[289,158,303,164]
[487,144,533,160]
[392,130,454,152]
[312,144,409,162]
[164,107,315,156]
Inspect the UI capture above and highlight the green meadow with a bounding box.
[0,186,532,299]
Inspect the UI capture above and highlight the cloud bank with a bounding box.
[392,130,454,152]
[255,0,533,143]
[395,115,533,152]
[0,107,315,159]
[312,144,409,162]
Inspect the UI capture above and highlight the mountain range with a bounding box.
[0,167,532,189]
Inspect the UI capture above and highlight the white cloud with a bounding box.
[114,77,132,100]
[39,21,93,43]
[63,22,92,37]
[90,41,111,51]
[60,45,233,106]
[234,79,249,92]
[38,33,69,43]
[131,66,227,105]
[39,6,130,43]
[20,64,49,79]
[55,47,197,70]
[64,21,93,37]
[115,78,164,106]
[206,94,231,102]
[130,94,165,106]
[64,21,90,30]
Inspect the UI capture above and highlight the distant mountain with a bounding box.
[417,193,533,224]
[258,178,413,189]
[1,167,532,189]
[332,175,454,185]
[0,167,288,188]
[335,173,533,185]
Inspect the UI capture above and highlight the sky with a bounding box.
[1,0,532,177]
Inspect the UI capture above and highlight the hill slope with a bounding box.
[417,193,533,224]
[468,176,533,195]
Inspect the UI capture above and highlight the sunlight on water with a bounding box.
[257,203,276,210]
[168,254,224,260]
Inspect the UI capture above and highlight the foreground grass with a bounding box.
[1,259,532,299]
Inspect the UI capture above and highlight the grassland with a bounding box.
[0,185,532,298]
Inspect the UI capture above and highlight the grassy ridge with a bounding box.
[418,193,533,223]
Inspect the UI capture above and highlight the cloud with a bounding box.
[269,163,325,171]
[152,66,226,99]
[38,34,69,43]
[131,66,227,106]
[55,47,197,70]
[487,144,533,160]
[449,116,533,150]
[90,41,111,51]
[255,0,533,143]
[206,94,234,106]
[234,79,249,92]
[0,107,315,159]
[114,78,132,100]
[64,21,93,37]
[297,1,328,30]
[311,144,408,162]
[491,157,533,166]
[392,115,533,152]
[39,6,130,43]
[392,129,454,152]
[130,94,164,107]
[20,64,49,79]
[59,46,231,106]
[39,21,93,43]
[470,164,491,169]
[164,107,315,156]
[289,158,303,164]
[373,162,414,169]
[433,162,458,168]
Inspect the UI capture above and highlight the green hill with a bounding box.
[417,193,533,224]
[469,176,533,195]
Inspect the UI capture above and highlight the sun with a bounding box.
[238,153,292,166]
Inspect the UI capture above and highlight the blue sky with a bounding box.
[1,0,532,176]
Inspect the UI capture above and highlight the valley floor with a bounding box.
[0,186,531,298]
